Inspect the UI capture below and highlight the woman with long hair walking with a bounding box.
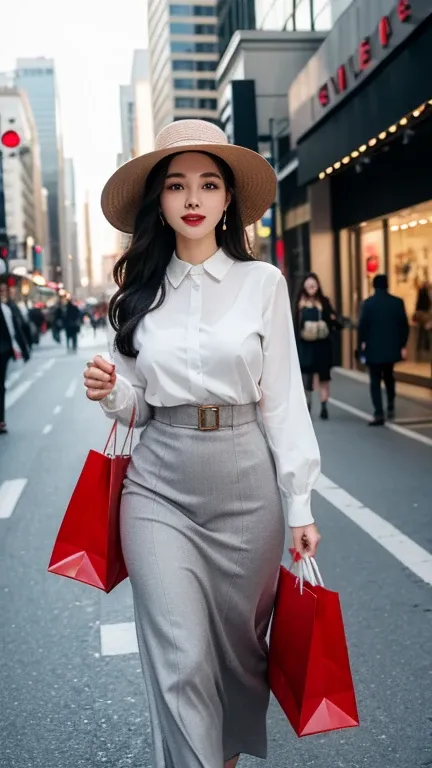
[295,272,342,420]
[83,120,321,768]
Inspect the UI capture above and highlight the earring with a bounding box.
[222,209,227,231]
[159,210,165,227]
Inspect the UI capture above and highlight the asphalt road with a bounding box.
[0,328,431,768]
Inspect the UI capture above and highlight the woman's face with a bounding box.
[159,152,231,241]
[304,277,319,297]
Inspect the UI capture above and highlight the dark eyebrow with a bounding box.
[165,171,222,180]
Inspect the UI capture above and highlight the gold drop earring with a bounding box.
[159,210,165,227]
[222,209,227,231]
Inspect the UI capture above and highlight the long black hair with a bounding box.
[295,272,326,310]
[109,151,255,357]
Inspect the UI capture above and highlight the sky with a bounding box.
[1,0,149,282]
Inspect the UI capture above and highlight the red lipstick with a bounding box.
[181,214,206,227]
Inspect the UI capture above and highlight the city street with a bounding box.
[1,327,431,768]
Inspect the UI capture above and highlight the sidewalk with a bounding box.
[329,368,432,444]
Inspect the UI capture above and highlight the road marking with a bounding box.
[316,474,432,586]
[65,379,77,398]
[39,359,55,373]
[329,397,432,448]
[42,424,53,435]
[0,479,28,520]
[5,380,33,409]
[100,622,138,656]
[53,405,63,416]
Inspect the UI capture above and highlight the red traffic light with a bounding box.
[1,130,21,148]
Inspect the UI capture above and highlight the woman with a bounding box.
[84,120,321,768]
[295,272,341,420]
[0,279,30,434]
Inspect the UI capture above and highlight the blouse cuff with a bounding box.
[282,492,315,528]
[100,375,136,417]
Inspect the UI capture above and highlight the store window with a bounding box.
[388,203,432,378]
[359,220,385,301]
[340,202,432,383]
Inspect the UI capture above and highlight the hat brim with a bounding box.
[101,143,277,233]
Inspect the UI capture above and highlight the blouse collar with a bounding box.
[166,248,234,289]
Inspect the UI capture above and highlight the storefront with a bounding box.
[287,0,432,387]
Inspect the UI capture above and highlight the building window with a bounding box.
[175,97,197,108]
[294,0,312,30]
[172,59,216,71]
[170,22,216,34]
[197,79,215,90]
[174,78,195,89]
[171,41,218,52]
[313,1,331,30]
[174,78,215,90]
[196,60,216,71]
[199,98,217,109]
[170,4,216,15]
[172,60,195,71]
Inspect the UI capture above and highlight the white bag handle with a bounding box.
[289,555,324,594]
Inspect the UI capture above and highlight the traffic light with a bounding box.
[1,130,21,149]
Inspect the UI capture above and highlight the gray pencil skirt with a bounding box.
[120,404,285,768]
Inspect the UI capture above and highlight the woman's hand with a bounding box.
[84,355,116,401]
[291,523,321,558]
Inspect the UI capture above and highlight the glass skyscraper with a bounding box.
[15,58,66,282]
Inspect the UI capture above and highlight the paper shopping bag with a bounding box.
[268,564,359,737]
[47,415,134,593]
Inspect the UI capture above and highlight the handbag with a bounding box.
[47,411,135,593]
[268,552,359,737]
[300,309,330,342]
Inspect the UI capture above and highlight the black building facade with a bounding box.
[217,0,256,57]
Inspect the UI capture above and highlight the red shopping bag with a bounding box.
[268,562,359,737]
[47,414,134,593]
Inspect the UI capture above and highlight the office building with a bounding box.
[131,50,155,157]
[0,87,45,275]
[64,158,80,294]
[15,58,66,282]
[148,0,219,135]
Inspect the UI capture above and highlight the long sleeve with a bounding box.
[100,332,152,428]
[258,272,321,528]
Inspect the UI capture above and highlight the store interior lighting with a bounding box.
[317,99,431,181]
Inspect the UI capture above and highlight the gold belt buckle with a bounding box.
[198,405,220,431]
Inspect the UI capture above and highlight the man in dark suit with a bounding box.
[0,280,30,434]
[358,274,409,426]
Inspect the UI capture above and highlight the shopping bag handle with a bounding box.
[289,549,324,594]
[103,407,136,457]
[120,406,136,455]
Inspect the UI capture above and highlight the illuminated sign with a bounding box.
[318,1,412,108]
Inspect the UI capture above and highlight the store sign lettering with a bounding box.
[318,0,412,108]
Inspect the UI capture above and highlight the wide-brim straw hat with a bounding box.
[101,119,277,233]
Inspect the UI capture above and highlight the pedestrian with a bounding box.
[83,119,321,768]
[0,279,30,434]
[295,272,342,419]
[64,299,81,353]
[51,299,64,344]
[358,273,409,426]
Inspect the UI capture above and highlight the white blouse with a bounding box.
[101,248,321,528]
